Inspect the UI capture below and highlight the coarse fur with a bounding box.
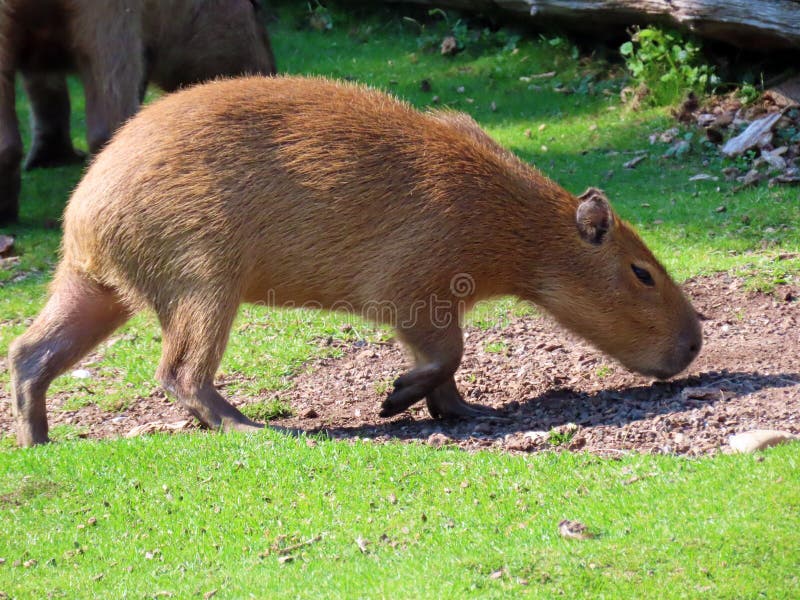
[0,0,276,223]
[8,76,702,447]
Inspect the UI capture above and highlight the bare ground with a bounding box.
[1,273,798,455]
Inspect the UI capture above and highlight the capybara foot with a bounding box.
[0,204,18,225]
[426,379,497,419]
[15,420,50,448]
[221,416,264,433]
[24,145,87,170]
[0,175,21,224]
[379,374,427,417]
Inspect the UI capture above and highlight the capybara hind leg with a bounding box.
[379,326,464,418]
[425,377,496,419]
[155,298,262,433]
[0,66,22,223]
[9,270,132,447]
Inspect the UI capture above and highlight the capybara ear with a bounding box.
[576,187,614,245]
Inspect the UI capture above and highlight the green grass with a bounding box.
[1,433,798,598]
[239,398,294,422]
[1,3,799,597]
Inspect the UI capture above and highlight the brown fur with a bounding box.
[8,76,702,447]
[0,0,276,222]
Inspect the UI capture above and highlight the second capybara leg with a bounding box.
[425,377,496,419]
[155,296,262,433]
[379,325,465,418]
[8,268,132,447]
[22,72,86,170]
[0,67,22,223]
[73,16,143,154]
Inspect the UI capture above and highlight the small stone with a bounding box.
[426,432,450,448]
[71,369,92,379]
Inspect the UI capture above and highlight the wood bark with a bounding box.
[387,0,800,49]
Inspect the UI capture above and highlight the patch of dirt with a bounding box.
[1,273,798,455]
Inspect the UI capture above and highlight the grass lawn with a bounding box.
[1,2,798,598]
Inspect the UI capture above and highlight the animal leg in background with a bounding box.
[22,71,86,169]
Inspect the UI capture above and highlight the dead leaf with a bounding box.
[623,155,647,169]
[276,535,321,555]
[126,420,191,438]
[558,519,595,540]
[440,36,459,56]
[355,536,370,553]
[722,111,785,156]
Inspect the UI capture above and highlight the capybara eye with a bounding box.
[631,264,655,286]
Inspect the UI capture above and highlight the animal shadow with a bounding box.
[316,370,800,443]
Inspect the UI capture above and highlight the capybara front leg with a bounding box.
[155,296,262,434]
[425,377,496,419]
[22,72,85,169]
[379,325,464,418]
[8,268,132,446]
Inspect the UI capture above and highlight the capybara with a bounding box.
[8,76,702,447]
[0,0,276,223]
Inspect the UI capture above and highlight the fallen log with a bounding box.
[387,0,800,49]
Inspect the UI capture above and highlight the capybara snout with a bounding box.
[9,76,702,446]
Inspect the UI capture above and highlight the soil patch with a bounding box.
[1,273,798,455]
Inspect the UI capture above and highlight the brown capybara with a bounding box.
[0,0,276,223]
[8,76,702,447]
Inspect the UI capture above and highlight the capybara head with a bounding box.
[528,187,701,379]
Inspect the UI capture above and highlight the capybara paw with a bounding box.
[426,396,499,420]
[222,418,264,433]
[16,429,50,448]
[379,387,422,418]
